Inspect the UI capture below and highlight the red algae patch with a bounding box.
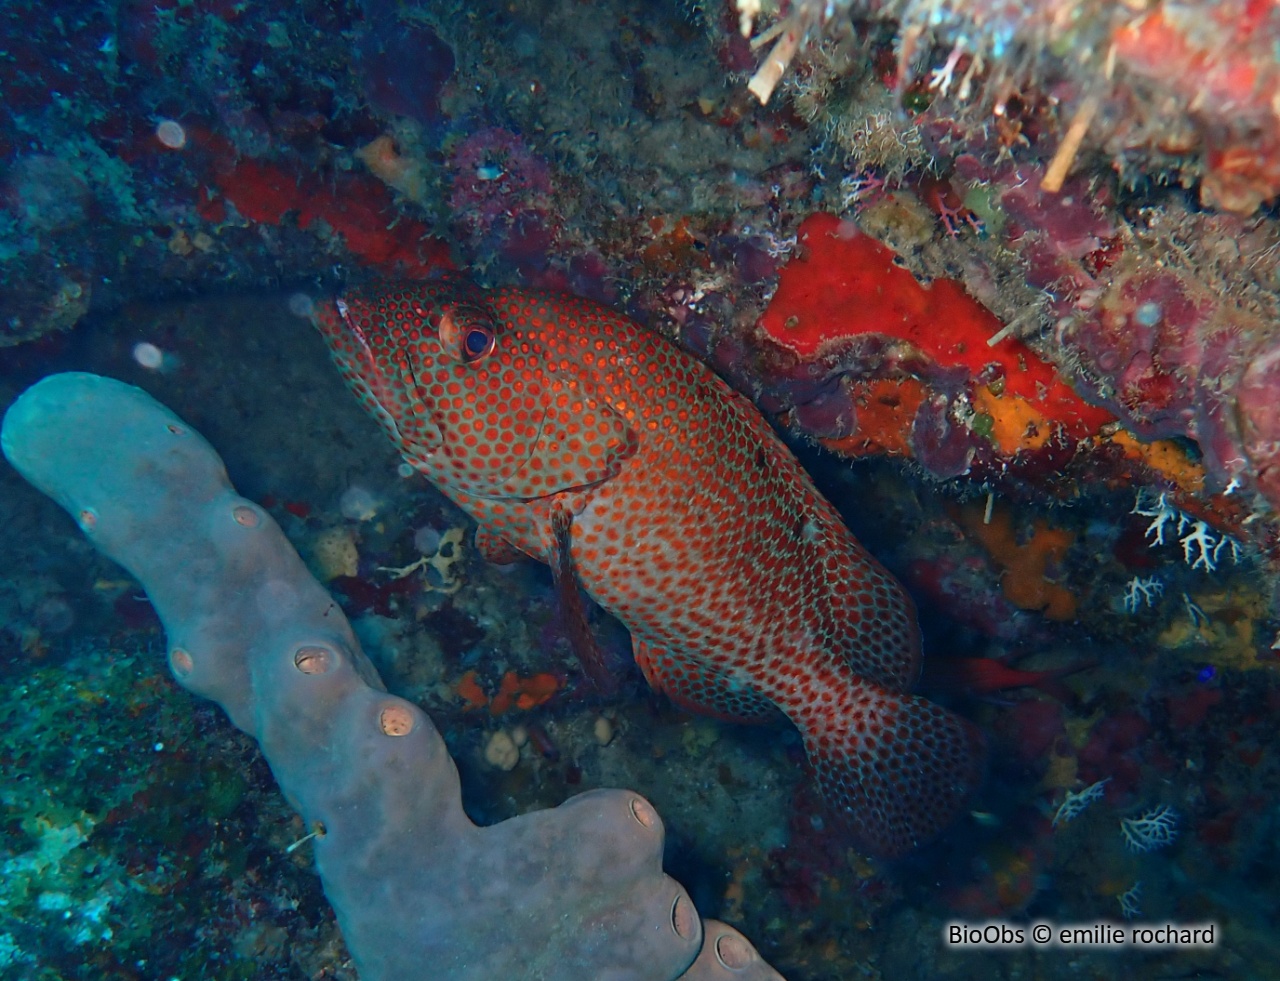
[760,212,1113,443]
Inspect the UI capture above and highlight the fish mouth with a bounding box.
[312,295,347,338]
[313,296,371,372]
[323,296,382,381]
[314,295,409,447]
[328,297,366,348]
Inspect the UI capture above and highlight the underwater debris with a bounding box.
[1132,491,1241,572]
[738,1,1280,214]
[153,118,187,151]
[1122,575,1163,614]
[1051,778,1109,828]
[1132,491,1182,547]
[483,728,521,770]
[1118,881,1142,920]
[1120,805,1179,853]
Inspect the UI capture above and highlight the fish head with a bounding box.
[315,279,636,500]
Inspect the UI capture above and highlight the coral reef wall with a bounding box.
[4,1,1280,978]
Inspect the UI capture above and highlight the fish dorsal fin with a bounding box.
[499,379,637,498]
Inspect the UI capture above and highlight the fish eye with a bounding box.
[462,325,495,362]
[436,302,498,365]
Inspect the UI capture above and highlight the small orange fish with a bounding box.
[922,655,1097,703]
[315,276,983,856]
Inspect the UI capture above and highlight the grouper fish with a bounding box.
[314,276,983,856]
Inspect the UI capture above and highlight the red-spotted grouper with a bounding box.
[314,276,983,856]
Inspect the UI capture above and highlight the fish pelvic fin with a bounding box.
[804,682,985,857]
[549,505,617,695]
[632,638,784,725]
[475,526,527,565]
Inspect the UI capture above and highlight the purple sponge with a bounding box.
[2,372,783,981]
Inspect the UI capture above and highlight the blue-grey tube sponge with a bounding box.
[2,372,783,981]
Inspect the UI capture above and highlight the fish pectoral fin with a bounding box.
[632,638,780,724]
[502,383,638,497]
[549,506,616,694]
[474,527,527,565]
[398,400,444,456]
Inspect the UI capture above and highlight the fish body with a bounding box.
[316,277,982,856]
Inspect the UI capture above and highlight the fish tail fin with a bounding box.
[802,682,985,857]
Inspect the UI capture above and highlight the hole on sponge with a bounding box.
[294,646,333,675]
[379,703,415,736]
[233,505,260,527]
[629,796,657,829]
[715,933,754,970]
[670,893,698,941]
[170,647,194,677]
